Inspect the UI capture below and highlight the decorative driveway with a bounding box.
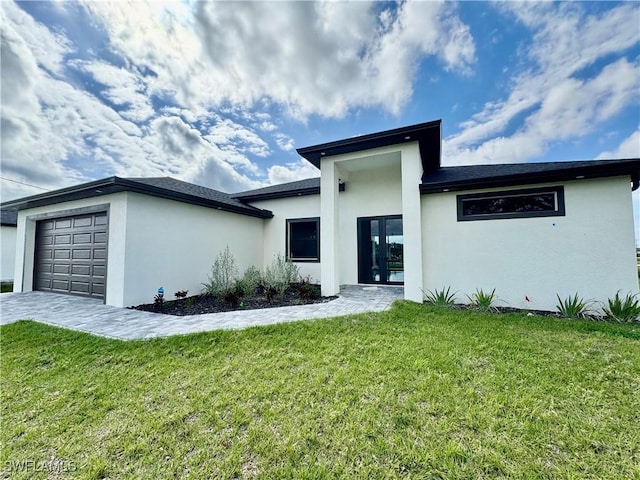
[0,285,404,340]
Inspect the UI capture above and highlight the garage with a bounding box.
[34,212,108,298]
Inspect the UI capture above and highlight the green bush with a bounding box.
[296,276,321,301]
[235,265,262,297]
[556,293,591,319]
[423,286,457,307]
[202,246,238,297]
[263,254,300,299]
[466,288,497,312]
[602,292,640,323]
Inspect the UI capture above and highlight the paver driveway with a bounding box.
[0,285,404,340]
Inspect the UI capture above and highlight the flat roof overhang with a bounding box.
[297,120,442,175]
[1,177,274,219]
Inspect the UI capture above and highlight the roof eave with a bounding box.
[297,120,441,170]
[2,177,274,219]
[420,163,640,194]
[235,186,321,203]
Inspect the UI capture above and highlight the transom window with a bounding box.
[287,218,320,262]
[457,186,565,221]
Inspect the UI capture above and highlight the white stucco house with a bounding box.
[0,207,18,283]
[3,120,639,312]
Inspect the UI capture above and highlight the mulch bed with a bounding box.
[130,286,337,316]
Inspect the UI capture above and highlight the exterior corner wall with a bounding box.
[121,193,264,307]
[12,193,129,305]
[421,176,639,312]
[320,161,340,296]
[246,195,321,283]
[400,143,424,302]
[1,226,17,283]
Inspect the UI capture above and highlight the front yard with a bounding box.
[1,302,639,479]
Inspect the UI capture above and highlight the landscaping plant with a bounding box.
[423,286,457,307]
[466,288,497,311]
[202,245,238,296]
[262,254,300,299]
[234,265,262,297]
[602,291,640,323]
[174,290,189,299]
[296,276,321,301]
[556,293,591,319]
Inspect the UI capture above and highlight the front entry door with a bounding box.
[357,215,403,285]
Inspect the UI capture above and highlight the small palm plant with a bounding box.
[556,293,591,319]
[466,288,497,312]
[602,292,640,323]
[423,286,457,307]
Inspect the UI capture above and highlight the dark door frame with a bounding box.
[357,215,403,285]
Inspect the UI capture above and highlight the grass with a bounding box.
[2,302,639,479]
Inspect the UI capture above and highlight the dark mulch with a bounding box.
[130,286,337,316]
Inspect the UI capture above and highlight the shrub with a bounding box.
[423,286,457,307]
[466,288,497,312]
[174,290,188,299]
[296,276,321,301]
[263,254,300,299]
[235,265,262,297]
[223,290,241,308]
[602,292,640,323]
[556,293,591,319]
[202,246,238,297]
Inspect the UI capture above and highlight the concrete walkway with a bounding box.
[0,285,404,340]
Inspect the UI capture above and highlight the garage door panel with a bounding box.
[71,264,91,276]
[53,264,70,274]
[54,249,71,260]
[72,249,91,260]
[73,217,93,228]
[55,219,72,229]
[93,232,107,243]
[73,233,92,244]
[35,212,108,299]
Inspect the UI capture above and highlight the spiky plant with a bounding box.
[556,293,590,319]
[602,292,640,323]
[466,288,497,312]
[423,286,457,307]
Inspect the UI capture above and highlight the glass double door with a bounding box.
[357,215,404,285]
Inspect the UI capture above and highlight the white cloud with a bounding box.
[444,2,639,166]
[267,159,320,186]
[596,129,640,160]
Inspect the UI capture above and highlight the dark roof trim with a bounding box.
[233,178,321,202]
[420,159,640,194]
[236,186,320,202]
[297,120,442,173]
[1,208,18,226]
[1,177,273,219]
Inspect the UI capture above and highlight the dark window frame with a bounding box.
[286,217,320,262]
[457,186,565,221]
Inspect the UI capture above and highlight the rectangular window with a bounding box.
[287,218,320,262]
[457,186,565,221]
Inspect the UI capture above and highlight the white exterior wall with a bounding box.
[248,195,321,282]
[318,143,424,300]
[13,193,128,307]
[120,193,264,306]
[421,176,639,312]
[13,192,265,307]
[1,226,17,282]
[337,165,403,285]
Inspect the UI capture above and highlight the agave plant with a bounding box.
[602,292,640,323]
[556,293,591,319]
[423,286,457,307]
[466,288,497,312]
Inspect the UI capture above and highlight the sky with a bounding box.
[1,1,639,240]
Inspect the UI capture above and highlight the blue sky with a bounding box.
[1,1,639,240]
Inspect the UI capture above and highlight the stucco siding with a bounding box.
[1,226,17,282]
[121,193,264,306]
[421,176,639,312]
[13,193,127,306]
[337,165,403,285]
[248,195,322,282]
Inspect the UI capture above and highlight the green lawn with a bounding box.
[2,302,639,479]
